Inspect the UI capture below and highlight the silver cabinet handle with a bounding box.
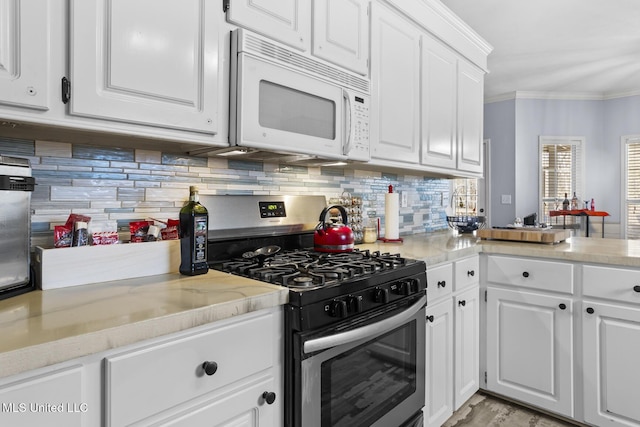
[303,295,426,354]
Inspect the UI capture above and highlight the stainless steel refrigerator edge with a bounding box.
[0,155,35,299]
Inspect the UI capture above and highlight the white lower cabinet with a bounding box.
[425,298,454,427]
[153,374,278,427]
[582,264,640,427]
[582,300,640,427]
[105,307,282,427]
[454,286,480,410]
[0,365,89,427]
[486,287,574,417]
[0,307,282,427]
[425,256,479,427]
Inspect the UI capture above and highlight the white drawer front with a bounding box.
[583,265,640,303]
[486,255,573,294]
[427,263,453,302]
[0,366,84,427]
[454,256,479,292]
[105,310,277,426]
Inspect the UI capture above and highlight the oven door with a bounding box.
[295,294,426,427]
[232,52,349,160]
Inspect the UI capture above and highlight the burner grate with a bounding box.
[213,249,412,290]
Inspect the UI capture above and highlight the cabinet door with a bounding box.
[105,310,277,426]
[155,375,278,427]
[486,287,574,417]
[454,255,479,293]
[312,0,369,75]
[0,0,50,110]
[583,301,640,427]
[456,60,484,174]
[370,3,421,163]
[0,366,85,427]
[425,299,454,427]
[70,0,219,134]
[454,286,479,409]
[421,35,457,169]
[226,0,310,51]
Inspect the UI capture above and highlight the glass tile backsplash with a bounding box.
[0,137,449,247]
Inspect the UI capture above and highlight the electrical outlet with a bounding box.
[401,192,408,208]
[501,194,512,204]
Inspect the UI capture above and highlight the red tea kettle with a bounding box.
[314,205,355,253]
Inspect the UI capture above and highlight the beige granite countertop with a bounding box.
[0,270,287,379]
[4,230,640,380]
[364,231,640,268]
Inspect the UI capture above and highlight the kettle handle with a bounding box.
[319,205,349,230]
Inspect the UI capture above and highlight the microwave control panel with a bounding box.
[347,92,370,162]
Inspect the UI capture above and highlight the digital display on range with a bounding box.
[355,96,364,104]
[259,201,286,218]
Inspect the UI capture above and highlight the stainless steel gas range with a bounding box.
[205,195,426,427]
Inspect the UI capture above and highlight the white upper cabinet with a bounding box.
[226,0,310,52]
[69,0,220,134]
[457,60,484,174]
[421,34,485,174]
[370,2,421,163]
[421,35,457,169]
[0,0,50,110]
[312,0,369,75]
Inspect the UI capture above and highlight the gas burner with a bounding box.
[283,271,325,288]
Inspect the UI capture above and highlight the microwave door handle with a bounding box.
[342,90,352,155]
[303,295,426,354]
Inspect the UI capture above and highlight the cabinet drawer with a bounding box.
[454,256,479,291]
[486,255,573,294]
[428,263,453,302]
[583,264,640,303]
[0,366,84,427]
[105,310,278,427]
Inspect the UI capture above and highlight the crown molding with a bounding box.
[485,90,640,103]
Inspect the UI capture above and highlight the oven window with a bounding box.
[320,321,417,427]
[258,80,336,139]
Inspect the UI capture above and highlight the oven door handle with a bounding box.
[303,295,426,354]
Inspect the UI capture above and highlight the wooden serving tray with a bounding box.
[477,228,571,244]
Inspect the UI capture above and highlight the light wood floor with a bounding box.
[443,392,581,427]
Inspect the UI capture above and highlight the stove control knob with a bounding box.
[330,299,348,318]
[348,295,364,313]
[373,287,390,304]
[397,280,417,296]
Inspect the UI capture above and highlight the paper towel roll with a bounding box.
[385,192,399,240]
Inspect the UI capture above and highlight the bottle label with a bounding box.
[193,216,208,262]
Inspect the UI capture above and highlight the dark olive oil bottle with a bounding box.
[179,186,209,276]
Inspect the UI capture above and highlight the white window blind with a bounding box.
[539,137,585,221]
[624,137,640,239]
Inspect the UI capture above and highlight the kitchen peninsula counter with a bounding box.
[362,231,640,268]
[4,232,640,379]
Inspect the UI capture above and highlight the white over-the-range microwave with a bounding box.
[229,29,370,162]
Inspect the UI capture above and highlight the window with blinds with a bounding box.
[624,137,640,239]
[539,137,584,222]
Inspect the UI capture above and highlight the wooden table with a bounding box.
[549,210,610,237]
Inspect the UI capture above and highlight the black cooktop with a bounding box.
[210,248,426,308]
[212,249,409,288]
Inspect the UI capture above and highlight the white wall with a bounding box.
[484,99,516,227]
[484,94,640,231]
